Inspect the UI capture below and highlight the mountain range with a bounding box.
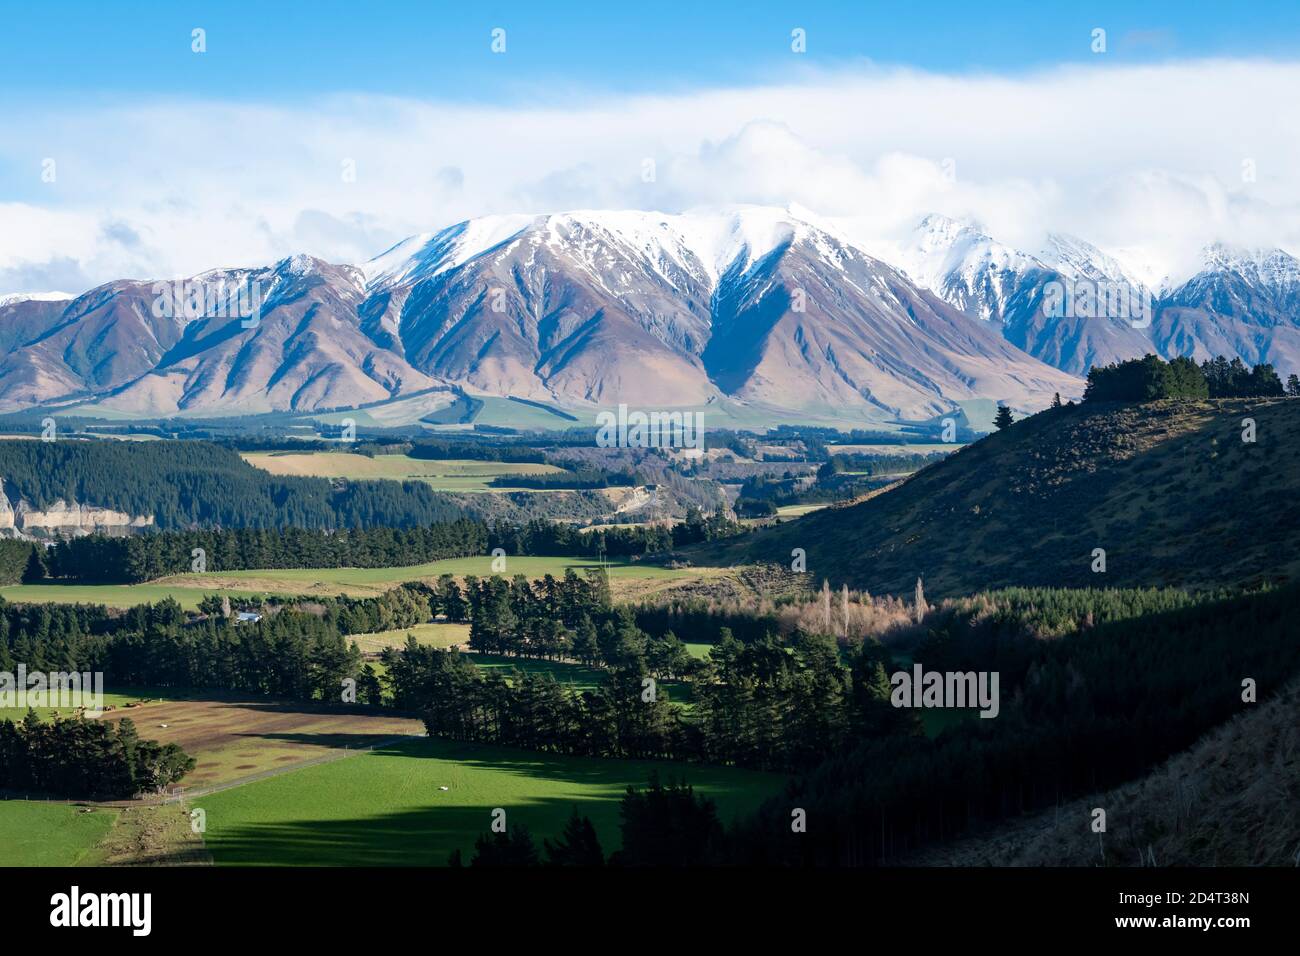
[2,206,1297,424]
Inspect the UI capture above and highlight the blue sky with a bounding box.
[2,0,1299,101]
[3,2,1300,294]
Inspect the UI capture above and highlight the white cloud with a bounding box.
[3,58,1300,293]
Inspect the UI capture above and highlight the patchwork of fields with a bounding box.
[0,690,777,868]
[0,539,748,868]
[0,555,706,607]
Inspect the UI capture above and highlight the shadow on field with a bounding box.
[200,738,783,866]
[202,798,614,866]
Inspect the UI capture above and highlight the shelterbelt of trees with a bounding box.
[0,439,464,529]
[0,713,194,801]
[1084,353,1288,402]
[3,509,747,585]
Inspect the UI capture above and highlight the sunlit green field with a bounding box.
[0,689,166,722]
[199,736,784,866]
[774,503,827,519]
[242,452,566,492]
[0,803,116,866]
[0,556,693,607]
[347,622,469,654]
[176,555,679,586]
[0,583,273,610]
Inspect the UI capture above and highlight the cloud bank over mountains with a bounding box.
[4,58,1300,295]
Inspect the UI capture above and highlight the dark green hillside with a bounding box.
[906,675,1300,867]
[726,582,1300,866]
[702,398,1299,597]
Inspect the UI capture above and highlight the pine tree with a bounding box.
[1287,374,1300,397]
[994,405,1014,430]
[544,809,605,866]
[1051,392,1062,408]
[470,824,539,867]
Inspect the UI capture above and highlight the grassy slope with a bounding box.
[198,736,784,866]
[907,677,1300,867]
[0,803,116,866]
[0,802,212,867]
[705,398,1300,598]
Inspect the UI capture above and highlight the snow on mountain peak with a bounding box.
[1199,242,1300,288]
[361,214,536,290]
[360,206,845,293]
[0,291,74,308]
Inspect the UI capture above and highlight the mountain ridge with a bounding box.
[0,207,1080,421]
[3,205,1297,423]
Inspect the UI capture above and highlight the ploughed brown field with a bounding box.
[96,699,424,795]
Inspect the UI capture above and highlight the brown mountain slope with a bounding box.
[702,238,1079,418]
[90,259,435,415]
[704,397,1300,598]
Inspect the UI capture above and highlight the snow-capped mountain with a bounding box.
[890,216,1300,377]
[0,291,73,308]
[0,206,1080,420]
[357,207,1077,417]
[891,214,1047,323]
[892,215,1156,375]
[1152,243,1300,372]
[5,205,1297,423]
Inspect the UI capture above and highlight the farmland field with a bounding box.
[0,802,116,866]
[346,622,469,654]
[0,688,173,722]
[463,653,609,691]
[0,555,705,607]
[0,801,211,867]
[774,503,826,519]
[242,451,566,492]
[198,736,784,866]
[171,554,684,588]
[0,582,276,610]
[94,698,425,792]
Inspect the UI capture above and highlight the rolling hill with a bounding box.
[703,397,1300,597]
